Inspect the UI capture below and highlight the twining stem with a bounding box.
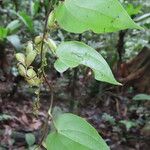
[40,13,50,64]
[37,1,55,148]
[69,34,82,112]
[43,71,54,114]
[40,1,54,116]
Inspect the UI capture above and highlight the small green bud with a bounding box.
[26,76,41,86]
[26,68,41,86]
[27,68,37,78]
[25,42,37,67]
[26,41,33,54]
[26,50,37,67]
[48,11,55,28]
[16,53,26,65]
[34,36,42,45]
[18,64,26,76]
[26,77,41,86]
[35,44,42,54]
[46,38,57,52]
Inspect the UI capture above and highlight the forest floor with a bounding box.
[0,87,149,150]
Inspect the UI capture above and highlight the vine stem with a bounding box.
[40,11,50,63]
[40,1,54,115]
[42,70,54,114]
[36,1,55,149]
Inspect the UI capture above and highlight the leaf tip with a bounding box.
[133,23,144,30]
[110,80,122,86]
[116,82,123,86]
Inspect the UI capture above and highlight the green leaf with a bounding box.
[55,0,143,33]
[6,20,21,34]
[7,35,22,50]
[54,41,121,85]
[102,113,116,125]
[46,113,110,150]
[125,4,142,16]
[30,0,40,16]
[17,11,34,32]
[54,59,69,73]
[25,133,36,146]
[119,120,137,131]
[133,94,150,101]
[0,27,8,41]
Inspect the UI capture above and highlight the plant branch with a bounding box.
[69,34,82,112]
[39,1,54,115]
[36,1,55,148]
[40,11,50,64]
[43,70,54,113]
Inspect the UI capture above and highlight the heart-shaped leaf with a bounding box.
[46,113,110,150]
[54,41,121,85]
[55,0,143,33]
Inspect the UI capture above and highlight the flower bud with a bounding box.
[34,36,42,45]
[16,53,26,65]
[26,68,41,86]
[26,41,37,67]
[26,41,33,54]
[27,68,37,78]
[18,64,26,76]
[46,38,57,52]
[26,50,37,67]
[48,11,55,28]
